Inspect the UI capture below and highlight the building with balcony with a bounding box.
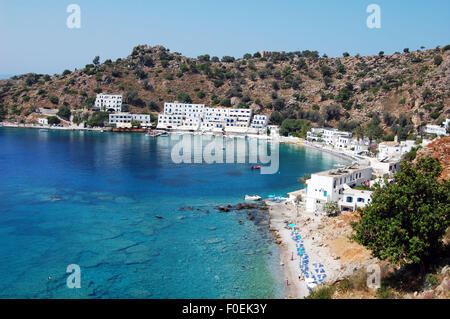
[95,94,123,113]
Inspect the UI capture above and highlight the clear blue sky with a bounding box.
[1,0,449,75]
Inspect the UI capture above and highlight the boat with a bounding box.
[245,195,261,201]
[251,165,261,170]
[146,130,168,137]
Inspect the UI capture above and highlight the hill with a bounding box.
[0,44,449,138]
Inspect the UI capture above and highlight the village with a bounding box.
[3,93,449,216]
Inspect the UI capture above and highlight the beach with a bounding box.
[267,195,377,299]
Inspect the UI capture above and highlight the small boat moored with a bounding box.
[251,165,261,170]
[244,195,262,201]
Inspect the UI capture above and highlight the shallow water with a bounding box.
[0,128,347,298]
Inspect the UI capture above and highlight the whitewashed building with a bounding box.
[425,124,448,137]
[306,128,352,147]
[109,113,151,128]
[156,102,267,134]
[369,158,401,177]
[338,185,373,211]
[38,118,48,125]
[95,94,123,113]
[305,165,372,213]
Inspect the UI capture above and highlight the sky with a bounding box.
[0,0,449,75]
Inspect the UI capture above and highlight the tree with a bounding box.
[378,51,384,57]
[93,56,100,66]
[243,53,252,60]
[403,48,409,53]
[322,104,341,122]
[47,116,60,125]
[221,56,235,63]
[434,55,443,66]
[49,96,59,105]
[323,202,340,216]
[87,111,108,127]
[142,55,154,67]
[130,120,141,128]
[57,105,71,121]
[269,111,283,125]
[351,156,450,268]
[342,52,350,57]
[176,92,192,103]
[280,119,310,137]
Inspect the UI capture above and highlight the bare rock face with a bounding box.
[249,102,261,113]
[415,136,450,180]
[230,97,240,107]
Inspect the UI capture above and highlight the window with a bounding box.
[346,196,353,203]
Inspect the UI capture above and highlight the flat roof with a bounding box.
[315,165,371,177]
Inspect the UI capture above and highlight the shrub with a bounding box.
[49,96,59,105]
[221,56,235,63]
[142,55,154,67]
[176,93,192,103]
[306,285,334,299]
[57,106,71,121]
[87,111,108,127]
[338,279,352,293]
[434,55,443,66]
[376,286,396,299]
[351,157,450,267]
[47,116,60,125]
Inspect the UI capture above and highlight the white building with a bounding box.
[425,124,448,137]
[251,115,268,129]
[305,164,372,213]
[338,185,373,212]
[95,94,123,113]
[377,139,417,161]
[369,158,401,178]
[306,128,352,147]
[306,128,324,141]
[38,118,48,125]
[444,119,450,129]
[109,113,151,128]
[156,102,267,134]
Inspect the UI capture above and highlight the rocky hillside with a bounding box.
[0,45,449,136]
[415,136,450,179]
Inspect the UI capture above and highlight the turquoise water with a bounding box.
[0,128,347,298]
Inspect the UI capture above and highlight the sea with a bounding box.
[0,127,348,298]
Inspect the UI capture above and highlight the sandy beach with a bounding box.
[267,197,375,299]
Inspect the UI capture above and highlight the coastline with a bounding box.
[2,123,365,298]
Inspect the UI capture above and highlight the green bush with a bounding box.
[306,285,334,299]
[57,106,71,121]
[47,116,60,125]
[376,286,396,299]
[434,55,443,66]
[338,279,352,293]
[49,96,59,105]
